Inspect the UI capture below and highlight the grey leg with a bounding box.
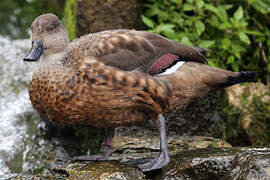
[138,114,170,171]
[72,127,115,161]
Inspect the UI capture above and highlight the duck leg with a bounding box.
[72,127,115,161]
[138,114,170,171]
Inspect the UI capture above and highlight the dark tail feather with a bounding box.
[191,46,211,56]
[223,71,256,87]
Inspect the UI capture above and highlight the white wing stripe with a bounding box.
[159,61,185,75]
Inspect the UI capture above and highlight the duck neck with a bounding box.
[36,51,72,75]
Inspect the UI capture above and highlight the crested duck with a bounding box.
[23,13,255,171]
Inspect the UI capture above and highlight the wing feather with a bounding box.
[69,30,208,74]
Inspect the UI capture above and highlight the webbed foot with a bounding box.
[71,145,113,161]
[138,114,170,172]
[138,151,170,171]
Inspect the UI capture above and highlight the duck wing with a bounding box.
[70,30,208,75]
[76,56,172,126]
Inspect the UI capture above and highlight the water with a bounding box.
[0,36,44,179]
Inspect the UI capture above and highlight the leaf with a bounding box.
[227,55,235,64]
[183,3,195,11]
[171,0,182,4]
[199,40,215,48]
[219,22,232,29]
[232,43,246,52]
[196,0,204,9]
[222,4,233,10]
[205,4,219,14]
[248,0,270,14]
[208,59,219,67]
[206,4,228,23]
[144,3,159,17]
[218,6,229,22]
[232,63,239,72]
[195,20,205,35]
[157,10,169,21]
[234,6,244,21]
[245,30,264,36]
[141,15,155,28]
[155,24,175,34]
[208,15,220,27]
[163,31,177,40]
[238,32,251,44]
[180,36,193,45]
[222,38,230,50]
[234,52,241,59]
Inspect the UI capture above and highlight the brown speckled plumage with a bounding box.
[26,14,255,128]
[24,14,256,171]
[30,56,172,127]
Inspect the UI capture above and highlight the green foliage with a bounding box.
[0,0,65,39]
[63,0,77,41]
[142,0,270,83]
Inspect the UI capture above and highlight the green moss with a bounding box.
[222,103,251,146]
[222,87,270,147]
[66,162,145,180]
[247,94,270,146]
[63,0,77,41]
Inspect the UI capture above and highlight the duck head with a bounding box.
[23,13,69,61]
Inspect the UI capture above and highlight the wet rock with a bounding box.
[162,148,270,180]
[106,135,231,171]
[65,161,145,180]
[12,147,270,180]
[224,83,270,146]
[12,137,270,180]
[11,136,230,179]
[13,161,146,179]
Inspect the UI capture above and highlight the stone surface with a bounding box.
[162,148,270,180]
[224,83,270,146]
[10,135,229,179]
[12,136,270,180]
[110,135,231,165]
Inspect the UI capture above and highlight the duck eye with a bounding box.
[47,24,56,32]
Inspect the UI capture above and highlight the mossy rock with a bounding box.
[224,83,270,146]
[163,147,270,180]
[13,144,270,179]
[9,135,230,179]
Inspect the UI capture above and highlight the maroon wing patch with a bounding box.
[149,54,179,75]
